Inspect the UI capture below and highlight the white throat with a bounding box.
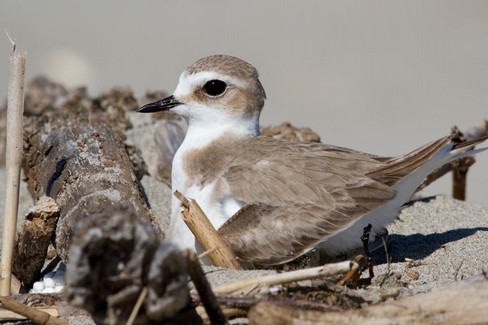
[179,109,260,150]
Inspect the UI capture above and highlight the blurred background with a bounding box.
[1,1,487,206]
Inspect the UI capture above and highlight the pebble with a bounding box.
[30,265,66,294]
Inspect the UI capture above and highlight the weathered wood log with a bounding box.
[16,78,197,324]
[21,78,162,262]
[248,275,488,325]
[65,210,191,325]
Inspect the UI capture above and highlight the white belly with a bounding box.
[167,152,243,253]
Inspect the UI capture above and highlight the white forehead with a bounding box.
[173,70,246,98]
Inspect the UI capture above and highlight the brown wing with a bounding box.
[217,137,396,265]
[367,136,451,185]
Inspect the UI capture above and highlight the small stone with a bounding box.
[44,277,56,288]
[32,281,45,293]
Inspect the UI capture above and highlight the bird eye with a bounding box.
[203,80,227,97]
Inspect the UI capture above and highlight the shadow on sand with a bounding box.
[372,227,488,264]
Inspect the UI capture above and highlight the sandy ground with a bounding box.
[370,195,488,296]
[0,168,487,324]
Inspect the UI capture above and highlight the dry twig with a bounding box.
[175,191,242,270]
[337,256,366,287]
[185,250,228,325]
[0,296,66,325]
[213,260,355,295]
[125,287,148,325]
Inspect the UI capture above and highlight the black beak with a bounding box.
[138,95,182,113]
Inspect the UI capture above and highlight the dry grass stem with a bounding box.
[198,246,220,260]
[1,36,26,295]
[214,260,355,295]
[382,236,391,273]
[337,256,364,287]
[125,287,148,325]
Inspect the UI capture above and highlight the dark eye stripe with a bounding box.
[203,80,227,97]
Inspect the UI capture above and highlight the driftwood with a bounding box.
[15,79,197,323]
[21,78,162,262]
[248,275,488,325]
[65,210,191,325]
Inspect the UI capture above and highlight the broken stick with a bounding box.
[1,34,26,296]
[185,250,228,325]
[0,296,66,325]
[213,260,356,295]
[174,191,242,270]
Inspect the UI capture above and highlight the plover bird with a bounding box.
[139,55,487,265]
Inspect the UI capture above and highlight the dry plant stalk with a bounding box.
[213,260,355,296]
[174,191,242,270]
[197,306,245,324]
[125,287,148,325]
[186,250,228,325]
[337,256,363,287]
[0,296,66,325]
[417,122,488,200]
[1,34,26,296]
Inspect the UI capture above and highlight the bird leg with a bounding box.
[361,224,375,279]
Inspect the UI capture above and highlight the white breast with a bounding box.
[167,143,244,252]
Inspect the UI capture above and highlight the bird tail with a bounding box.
[450,135,488,157]
[367,134,488,187]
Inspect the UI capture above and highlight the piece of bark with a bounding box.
[66,210,190,325]
[248,275,488,325]
[22,80,162,262]
[12,196,60,289]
